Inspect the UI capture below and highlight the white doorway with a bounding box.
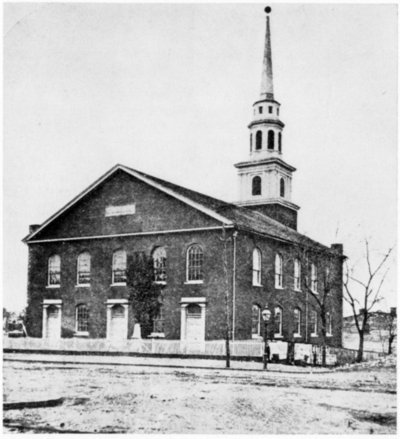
[180,298,206,343]
[186,304,203,342]
[42,300,62,339]
[106,299,129,341]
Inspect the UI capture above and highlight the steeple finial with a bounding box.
[260,6,274,100]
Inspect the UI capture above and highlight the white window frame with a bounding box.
[275,253,283,289]
[186,244,204,284]
[76,252,91,286]
[112,249,127,285]
[294,258,301,291]
[311,263,318,293]
[274,306,283,338]
[47,254,61,288]
[252,248,262,286]
[293,308,301,337]
[311,310,318,337]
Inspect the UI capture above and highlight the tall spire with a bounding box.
[260,7,274,100]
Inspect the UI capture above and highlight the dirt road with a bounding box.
[3,358,396,434]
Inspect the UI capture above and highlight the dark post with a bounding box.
[261,305,271,370]
[263,320,269,370]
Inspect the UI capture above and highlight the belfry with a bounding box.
[235,7,299,230]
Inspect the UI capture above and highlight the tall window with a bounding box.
[77,252,91,285]
[311,263,318,293]
[311,310,318,336]
[294,308,301,336]
[294,258,301,291]
[275,306,283,336]
[252,248,262,286]
[275,253,283,288]
[251,304,261,337]
[252,176,262,196]
[152,247,167,283]
[48,254,61,286]
[112,249,127,284]
[250,133,252,152]
[187,244,203,282]
[278,132,282,153]
[280,178,285,197]
[76,304,89,333]
[268,130,274,150]
[326,312,332,335]
[255,130,262,150]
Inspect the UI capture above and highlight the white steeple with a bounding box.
[234,7,300,230]
[260,7,274,100]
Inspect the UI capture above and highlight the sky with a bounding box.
[3,2,398,315]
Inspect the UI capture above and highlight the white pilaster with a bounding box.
[180,303,188,341]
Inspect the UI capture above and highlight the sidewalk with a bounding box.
[3,351,331,373]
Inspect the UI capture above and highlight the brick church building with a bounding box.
[24,9,344,347]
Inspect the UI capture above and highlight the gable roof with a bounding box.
[24,163,333,252]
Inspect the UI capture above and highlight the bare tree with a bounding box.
[387,308,397,355]
[343,240,393,362]
[380,308,397,355]
[297,246,339,367]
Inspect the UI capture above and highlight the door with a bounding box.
[110,304,127,340]
[185,304,203,342]
[46,305,60,339]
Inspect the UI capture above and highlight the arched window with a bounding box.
[255,130,262,150]
[152,247,167,283]
[311,263,318,293]
[48,254,61,286]
[275,306,283,336]
[275,253,283,288]
[250,133,253,152]
[252,176,262,196]
[294,258,301,291]
[268,130,274,150]
[251,304,261,337]
[280,178,285,197]
[112,249,127,284]
[77,252,91,285]
[76,304,89,334]
[187,244,203,282]
[326,312,332,335]
[278,132,282,153]
[311,310,318,336]
[252,248,262,286]
[294,308,301,336]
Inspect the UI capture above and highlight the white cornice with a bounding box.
[26,225,234,245]
[236,198,300,211]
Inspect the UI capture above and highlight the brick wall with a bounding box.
[232,232,343,347]
[26,229,233,340]
[33,170,220,241]
[25,170,343,346]
[245,203,297,230]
